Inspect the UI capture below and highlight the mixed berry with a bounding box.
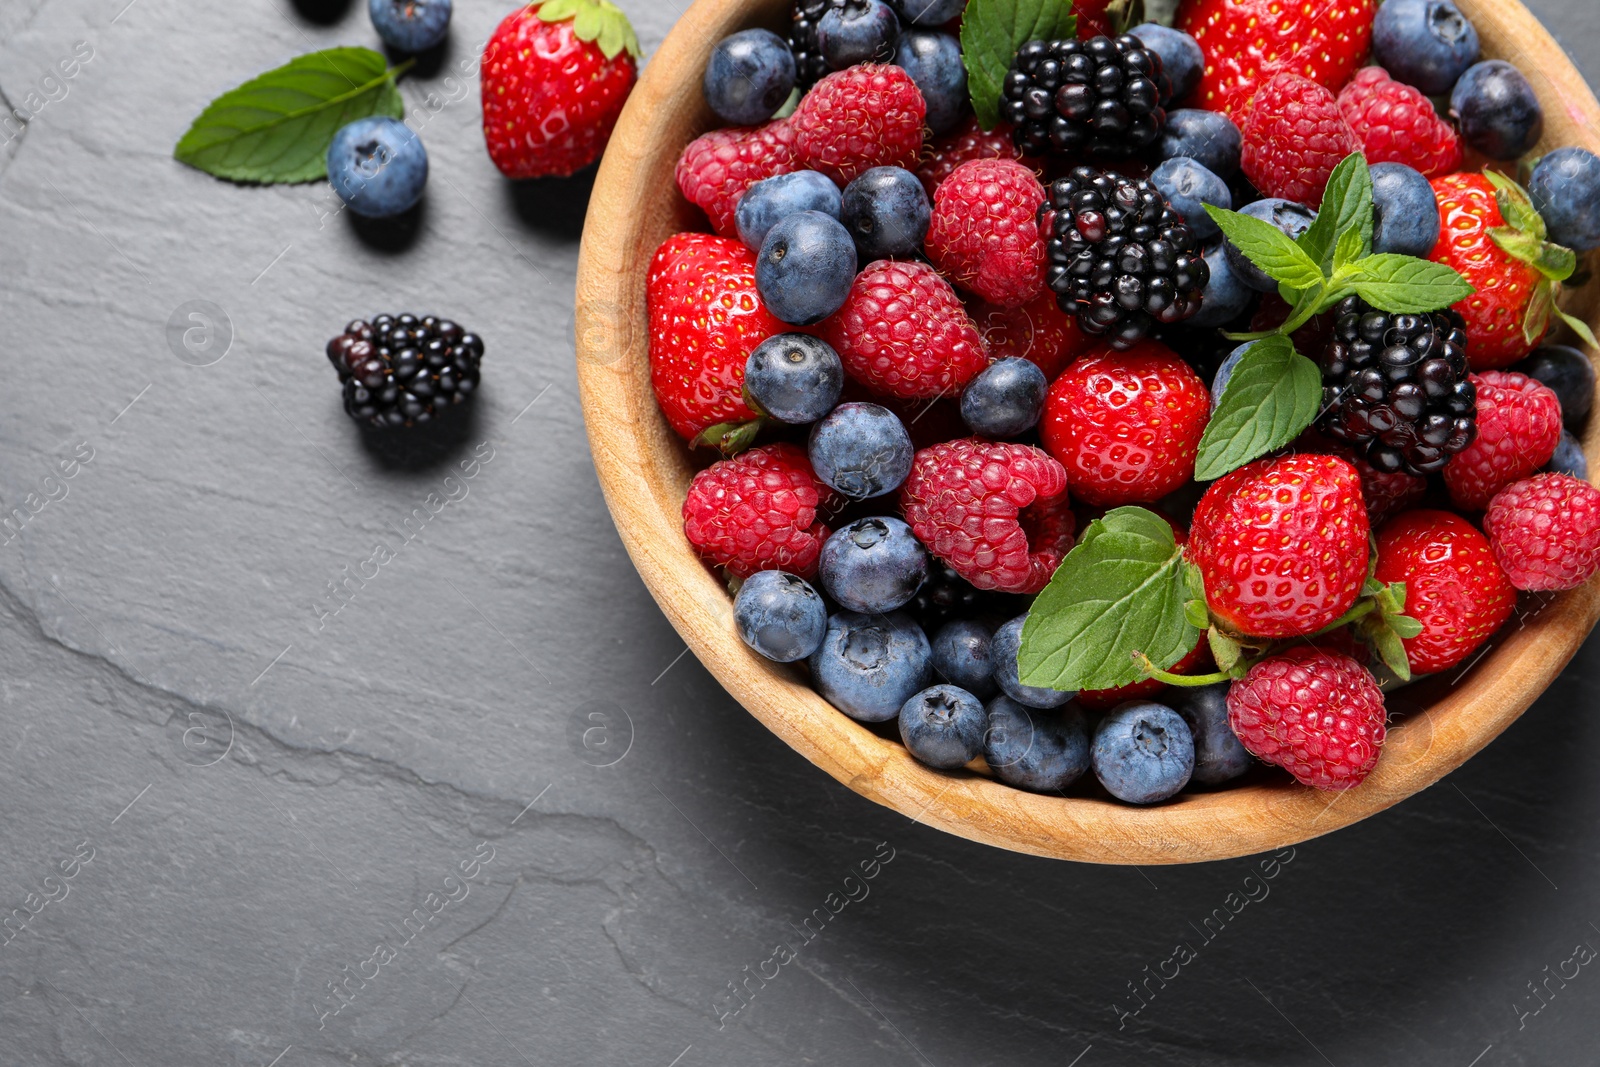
[650,0,1600,807]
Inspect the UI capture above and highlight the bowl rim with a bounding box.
[575,0,1600,864]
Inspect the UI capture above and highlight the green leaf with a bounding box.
[962,0,1077,130]
[1193,336,1322,481]
[1333,226,1366,273]
[175,48,405,184]
[1208,627,1243,672]
[536,0,642,59]
[1483,168,1548,241]
[1207,206,1326,292]
[691,418,764,455]
[1018,507,1198,692]
[1348,254,1476,314]
[1297,153,1373,270]
[1557,307,1600,350]
[1492,227,1577,282]
[1184,598,1211,629]
[1523,280,1556,346]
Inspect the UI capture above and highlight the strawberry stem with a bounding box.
[1132,652,1232,688]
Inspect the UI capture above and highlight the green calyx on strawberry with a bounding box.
[1482,170,1599,349]
[692,416,765,456]
[532,0,642,61]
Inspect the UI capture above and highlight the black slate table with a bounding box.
[3,1,1600,1064]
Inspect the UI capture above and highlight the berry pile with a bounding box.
[327,315,484,428]
[648,0,1600,809]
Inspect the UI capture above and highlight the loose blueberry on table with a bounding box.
[649,0,1600,809]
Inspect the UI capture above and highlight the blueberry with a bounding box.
[1372,0,1480,96]
[960,357,1048,438]
[757,211,859,325]
[704,29,798,126]
[1224,198,1317,292]
[811,611,934,722]
[1159,109,1242,179]
[1210,342,1250,407]
[1515,344,1595,427]
[327,117,428,219]
[890,0,966,26]
[983,697,1090,792]
[931,620,996,698]
[808,402,915,499]
[368,0,451,52]
[819,0,900,69]
[1529,147,1600,253]
[841,166,931,260]
[820,517,930,613]
[1450,60,1543,161]
[736,171,844,252]
[1151,157,1231,243]
[893,30,968,135]
[900,685,987,768]
[991,615,1075,709]
[1188,241,1253,328]
[1171,683,1251,785]
[1370,162,1441,258]
[746,334,845,424]
[1091,701,1195,804]
[733,571,828,662]
[1547,429,1588,480]
[1129,24,1203,103]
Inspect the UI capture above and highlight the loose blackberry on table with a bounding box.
[326,314,484,429]
[1001,35,1169,158]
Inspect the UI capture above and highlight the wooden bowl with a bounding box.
[575,0,1600,863]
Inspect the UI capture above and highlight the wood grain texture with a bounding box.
[575,0,1600,864]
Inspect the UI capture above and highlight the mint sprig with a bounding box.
[1193,336,1322,480]
[962,0,1077,130]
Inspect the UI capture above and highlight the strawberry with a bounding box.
[1189,454,1371,639]
[647,233,785,446]
[481,0,640,179]
[1176,0,1376,120]
[1374,510,1516,674]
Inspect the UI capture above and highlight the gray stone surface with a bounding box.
[3,0,1600,1064]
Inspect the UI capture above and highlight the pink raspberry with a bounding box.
[1336,67,1462,178]
[1227,647,1387,791]
[925,158,1049,309]
[899,438,1075,595]
[682,443,839,579]
[966,291,1092,381]
[916,117,1039,199]
[675,120,797,237]
[820,260,989,400]
[1444,371,1562,509]
[791,65,927,185]
[1484,473,1600,591]
[1239,72,1361,207]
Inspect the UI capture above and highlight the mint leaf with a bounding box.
[1297,153,1373,270]
[1019,508,1197,692]
[1206,206,1325,292]
[1348,254,1476,314]
[1333,226,1365,273]
[962,0,1077,130]
[175,48,405,184]
[1193,336,1322,481]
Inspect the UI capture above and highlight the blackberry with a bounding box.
[1001,35,1169,158]
[1317,296,1477,475]
[789,0,846,88]
[1042,166,1208,348]
[905,562,1025,631]
[326,314,484,429]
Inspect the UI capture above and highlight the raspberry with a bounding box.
[328,314,484,428]
[791,65,927,186]
[820,260,989,400]
[1337,67,1463,178]
[1443,371,1562,509]
[1227,647,1386,790]
[1375,510,1516,674]
[1001,35,1170,158]
[675,121,798,237]
[899,438,1075,595]
[917,117,1038,199]
[967,291,1093,380]
[1484,473,1600,591]
[926,159,1049,309]
[682,443,839,579]
[1239,73,1361,207]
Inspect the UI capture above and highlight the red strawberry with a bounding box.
[820,260,989,400]
[682,443,839,579]
[1238,73,1361,207]
[967,291,1092,381]
[791,64,927,185]
[647,233,784,443]
[675,121,798,238]
[1295,428,1428,526]
[926,159,1049,309]
[481,0,639,179]
[1442,370,1562,509]
[1484,473,1600,591]
[1189,455,1371,638]
[1176,0,1376,120]
[916,117,1039,199]
[1039,340,1211,506]
[1336,67,1463,178]
[1374,510,1516,674]
[1226,646,1387,790]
